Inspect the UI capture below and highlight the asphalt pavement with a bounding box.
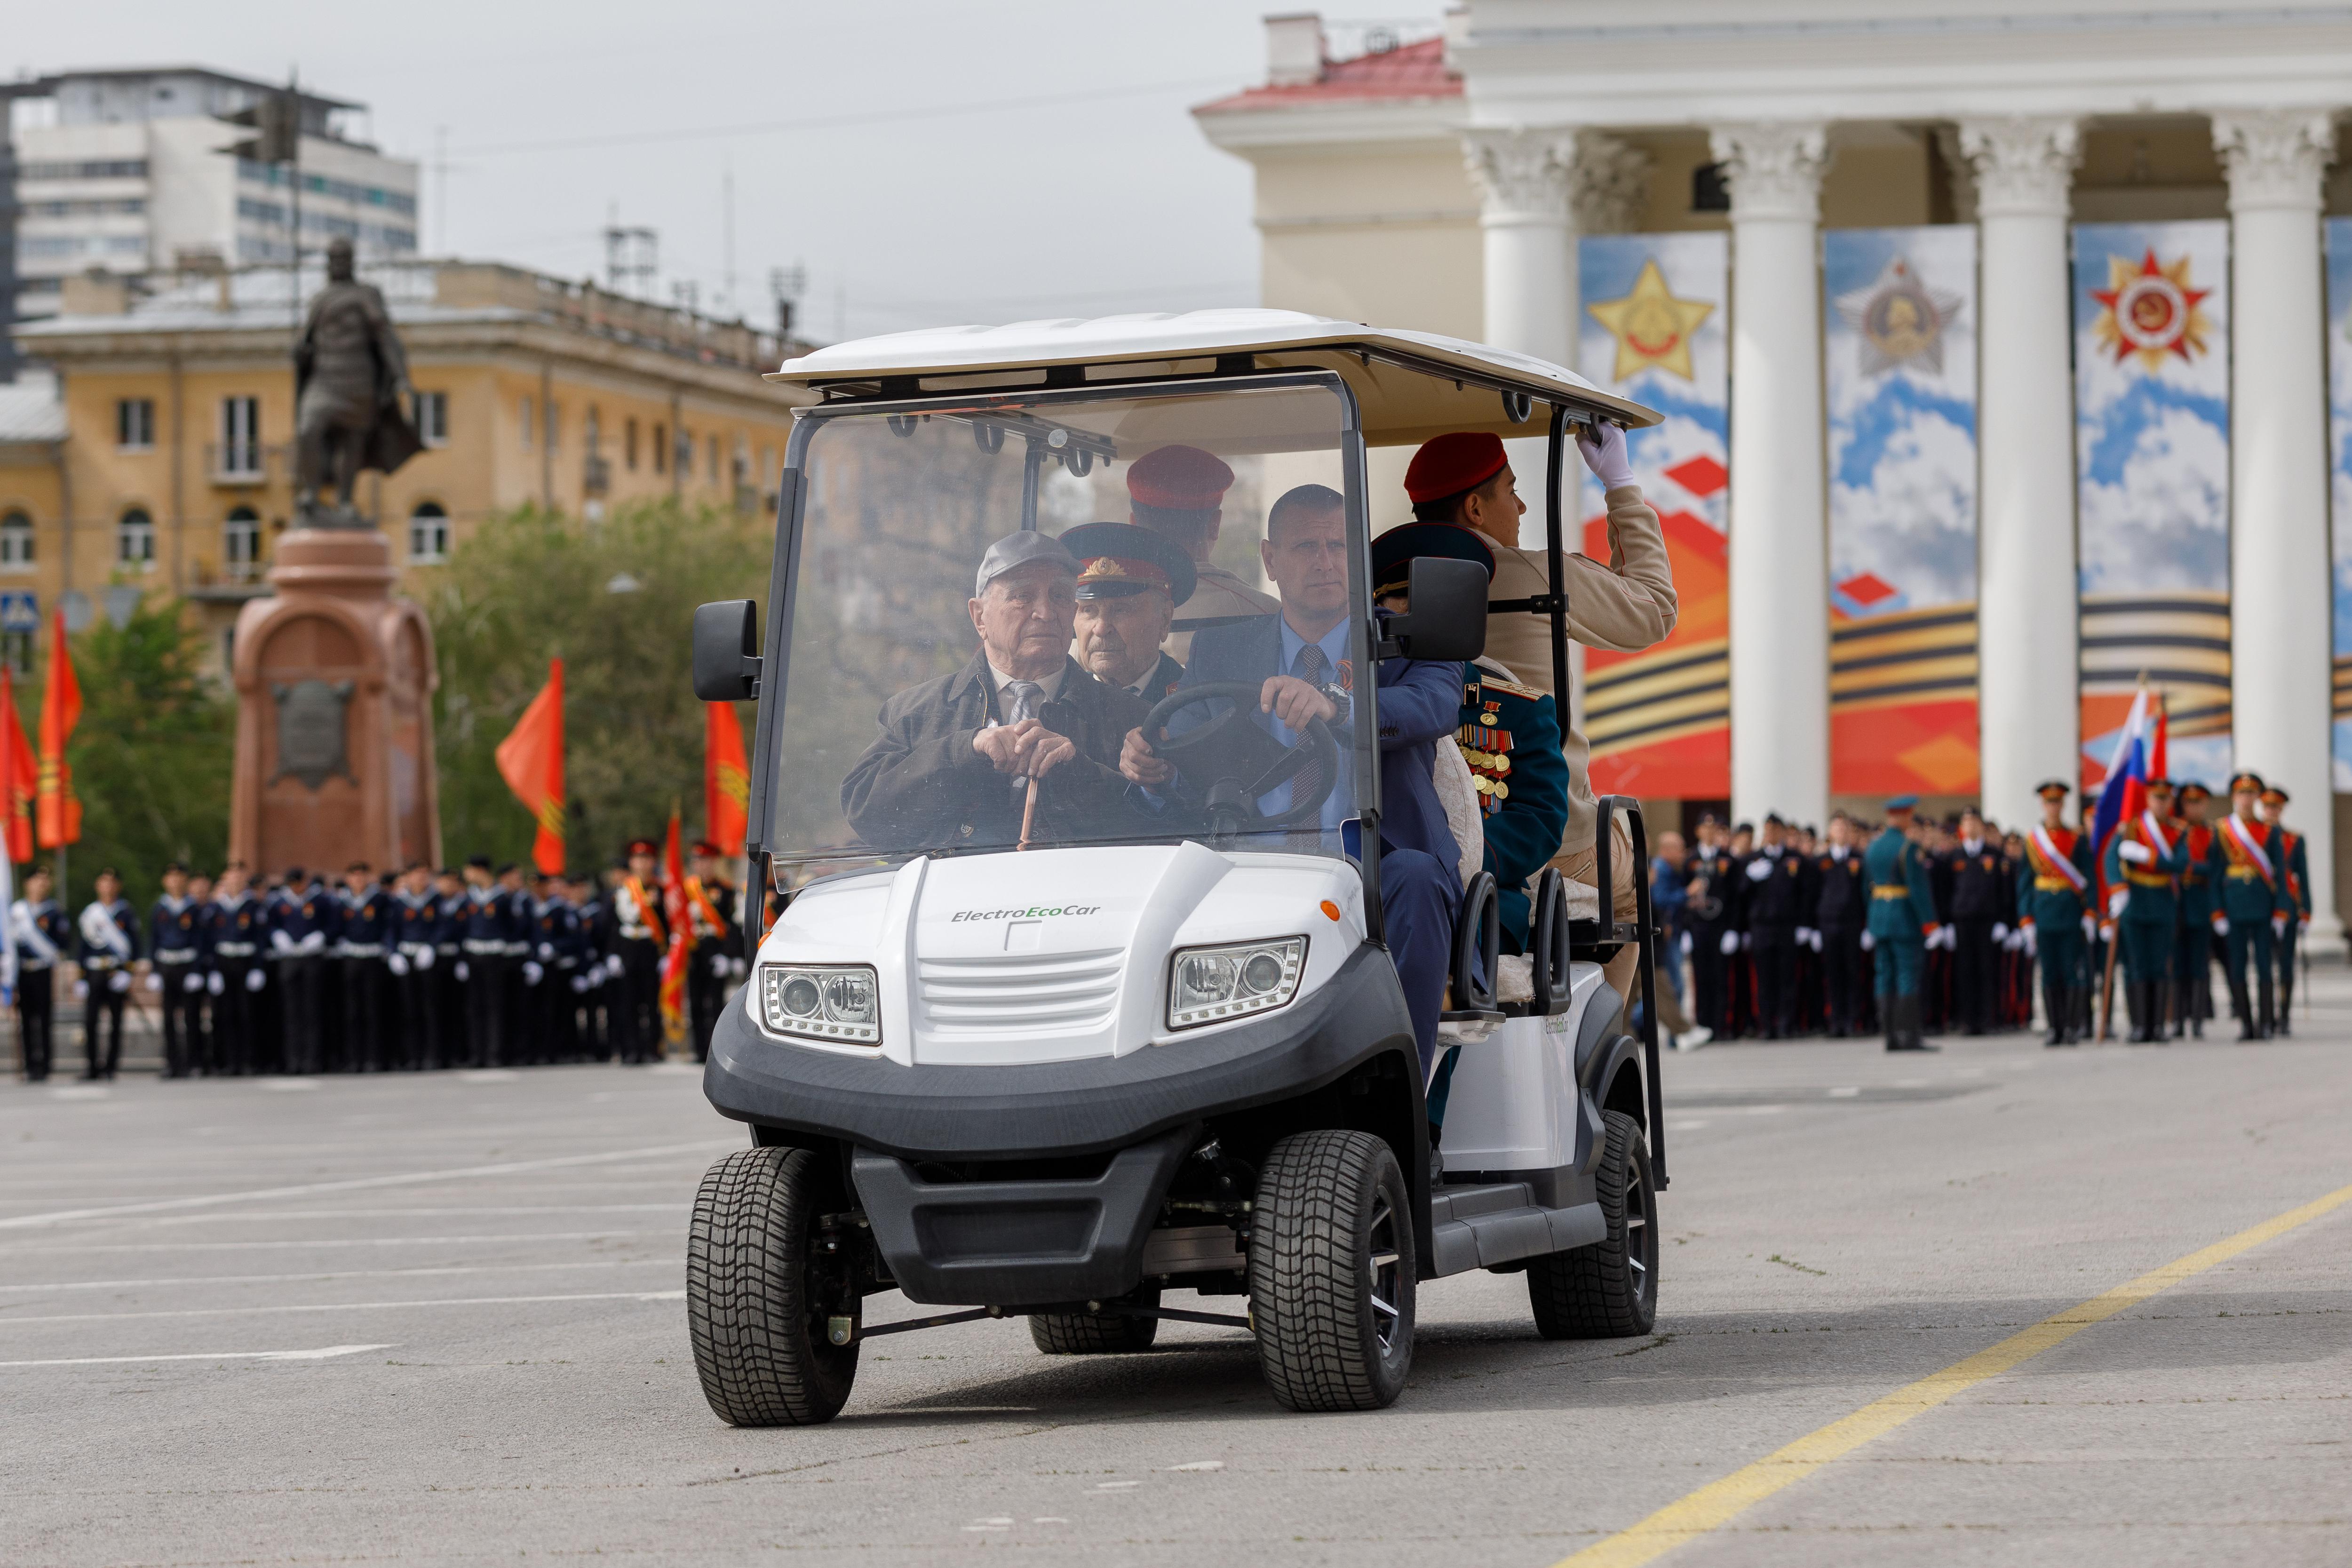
[4,975,2349,1568]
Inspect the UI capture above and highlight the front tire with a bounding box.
[1248,1129,1415,1412]
[1528,1109,1657,1338]
[1030,1287,1163,1355]
[686,1146,859,1426]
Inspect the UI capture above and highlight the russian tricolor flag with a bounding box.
[2091,685,2168,855]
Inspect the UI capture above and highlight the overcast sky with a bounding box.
[10,2,1446,343]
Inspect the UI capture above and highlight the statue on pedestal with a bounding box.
[294,236,422,528]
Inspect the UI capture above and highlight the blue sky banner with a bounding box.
[1822,224,1980,796]
[2072,219,2232,794]
[2328,218,2352,786]
[1575,231,1730,800]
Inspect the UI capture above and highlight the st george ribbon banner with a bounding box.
[1576,231,1730,800]
[2327,217,2352,786]
[2073,219,2233,796]
[1822,225,1981,797]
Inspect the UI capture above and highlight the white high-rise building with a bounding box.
[8,67,419,326]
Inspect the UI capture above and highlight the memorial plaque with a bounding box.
[271,678,354,790]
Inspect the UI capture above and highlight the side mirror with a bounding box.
[692,599,761,701]
[1382,557,1488,662]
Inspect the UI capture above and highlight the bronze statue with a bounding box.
[294,236,422,527]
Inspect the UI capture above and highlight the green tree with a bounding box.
[427,500,767,870]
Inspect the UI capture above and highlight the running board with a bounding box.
[1427,1182,1605,1277]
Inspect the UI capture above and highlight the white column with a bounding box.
[1464,127,1581,558]
[2214,108,2341,946]
[1960,116,2081,833]
[1713,122,1831,826]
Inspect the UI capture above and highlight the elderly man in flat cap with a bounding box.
[841,532,1152,852]
[1122,444,1279,660]
[1061,521,1198,702]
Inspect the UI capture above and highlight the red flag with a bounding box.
[36,609,80,849]
[705,701,749,856]
[0,670,34,864]
[494,658,565,875]
[659,803,690,1038]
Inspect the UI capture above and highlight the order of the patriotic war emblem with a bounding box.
[1836,257,1963,376]
[271,678,355,790]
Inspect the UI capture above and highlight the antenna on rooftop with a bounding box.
[768,263,807,342]
[603,218,657,299]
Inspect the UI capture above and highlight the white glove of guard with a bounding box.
[1719,931,1739,955]
[143,971,163,993]
[731,956,749,978]
[73,978,89,999]
[538,942,555,961]
[270,929,297,956]
[110,970,132,994]
[1941,925,1958,950]
[245,967,266,993]
[1746,859,1772,883]
[2082,915,2097,944]
[2022,925,2037,956]
[1860,930,1876,951]
[1679,931,1693,955]
[183,971,204,993]
[606,954,626,982]
[454,960,470,982]
[523,961,544,985]
[1576,421,1637,490]
[299,931,326,955]
[1992,923,2009,943]
[2272,915,2287,939]
[414,946,435,971]
[2118,840,2153,865]
[2212,915,2229,936]
[1796,926,1814,945]
[2108,888,2130,917]
[207,970,224,996]
[388,953,410,977]
[2099,922,2116,942]
[571,974,589,995]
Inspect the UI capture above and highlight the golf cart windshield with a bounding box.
[765,375,1375,871]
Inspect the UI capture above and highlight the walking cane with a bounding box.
[2098,922,2119,1041]
[1017,775,1040,852]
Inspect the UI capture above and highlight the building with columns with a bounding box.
[1196,2,2352,944]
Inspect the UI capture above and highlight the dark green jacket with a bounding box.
[1864,827,1937,943]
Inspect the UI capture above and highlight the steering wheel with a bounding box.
[1140,681,1342,834]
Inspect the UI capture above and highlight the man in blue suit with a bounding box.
[1122,482,1464,1083]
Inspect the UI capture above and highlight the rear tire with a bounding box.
[1248,1129,1414,1412]
[1029,1288,1162,1354]
[1528,1109,1657,1338]
[686,1146,859,1426]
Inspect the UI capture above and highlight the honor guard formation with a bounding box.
[1645,771,2309,1054]
[9,844,745,1082]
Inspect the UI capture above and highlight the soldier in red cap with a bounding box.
[1123,443,1278,659]
[1399,423,1678,1000]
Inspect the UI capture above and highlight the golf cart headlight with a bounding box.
[759,963,881,1044]
[1168,937,1305,1030]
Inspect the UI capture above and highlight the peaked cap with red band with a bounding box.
[1126,444,1234,510]
[1404,431,1510,504]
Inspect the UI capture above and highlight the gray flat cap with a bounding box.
[973,530,1081,596]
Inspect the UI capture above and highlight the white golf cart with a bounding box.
[686,310,1670,1420]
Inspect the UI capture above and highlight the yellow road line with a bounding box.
[1552,1180,2352,1568]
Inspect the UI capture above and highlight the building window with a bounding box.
[118,508,156,571]
[584,406,600,454]
[1692,161,1731,213]
[709,433,721,484]
[0,511,32,572]
[116,398,156,451]
[679,430,695,479]
[520,396,534,452]
[223,506,262,582]
[414,390,448,447]
[219,396,261,478]
[625,417,639,472]
[408,501,450,564]
[652,422,667,475]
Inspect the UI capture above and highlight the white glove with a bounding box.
[1740,932,1753,951]
[606,954,626,982]
[1860,930,1875,951]
[731,956,748,978]
[245,967,266,993]
[1796,926,1814,945]
[270,929,297,955]
[388,952,410,977]
[2022,925,2037,956]
[143,971,163,993]
[2118,840,2153,865]
[1576,421,1636,490]
[414,946,435,971]
[2098,922,2115,942]
[538,942,555,961]
[523,960,544,985]
[1719,931,1739,955]
[73,978,88,999]
[2272,915,2287,939]
[110,969,132,994]
[1746,859,1772,883]
[299,931,326,955]
[2082,915,2097,944]
[1939,925,1957,951]
[454,960,470,982]
[183,971,204,993]
[2212,915,2229,936]
[1807,929,1823,952]
[2107,889,2128,918]
[1679,931,1692,955]
[572,973,589,995]
[207,971,224,996]
[1992,923,2009,944]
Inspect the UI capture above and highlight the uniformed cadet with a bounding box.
[1814,814,1872,1037]
[74,868,140,1080]
[1867,796,1942,1051]
[684,843,741,1065]
[456,857,510,1067]
[388,863,441,1069]
[611,840,667,1065]
[2258,785,2308,1035]
[204,864,268,1075]
[2209,772,2289,1042]
[525,871,577,1064]
[1685,818,1736,1036]
[266,868,337,1073]
[2017,781,2096,1046]
[496,863,536,1065]
[1941,807,2014,1036]
[1120,445,1279,663]
[335,864,392,1071]
[148,862,207,1078]
[433,869,467,1065]
[1062,520,1196,703]
[2170,783,2217,1038]
[577,870,616,1061]
[2103,778,2189,1043]
[1724,821,1758,1037]
[11,866,67,1081]
[1744,815,1807,1039]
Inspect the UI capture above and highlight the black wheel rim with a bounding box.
[1367,1190,1404,1353]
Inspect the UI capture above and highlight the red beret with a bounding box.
[1405,432,1509,504]
[1126,444,1234,510]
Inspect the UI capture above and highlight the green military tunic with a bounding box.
[2018,825,2096,988]
[1865,825,1938,997]
[2208,812,2287,1003]
[2104,810,2189,984]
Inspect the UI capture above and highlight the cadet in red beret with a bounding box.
[1399,419,1679,1004]
[1124,444,1278,659]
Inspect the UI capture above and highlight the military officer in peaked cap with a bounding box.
[2258,783,2308,1034]
[1121,444,1279,661]
[1867,796,1943,1051]
[1061,520,1198,703]
[2018,780,2097,1045]
[148,863,208,1077]
[2209,771,2289,1041]
[2171,782,2218,1038]
[2105,777,2188,1043]
[11,866,68,1081]
[76,868,141,1080]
